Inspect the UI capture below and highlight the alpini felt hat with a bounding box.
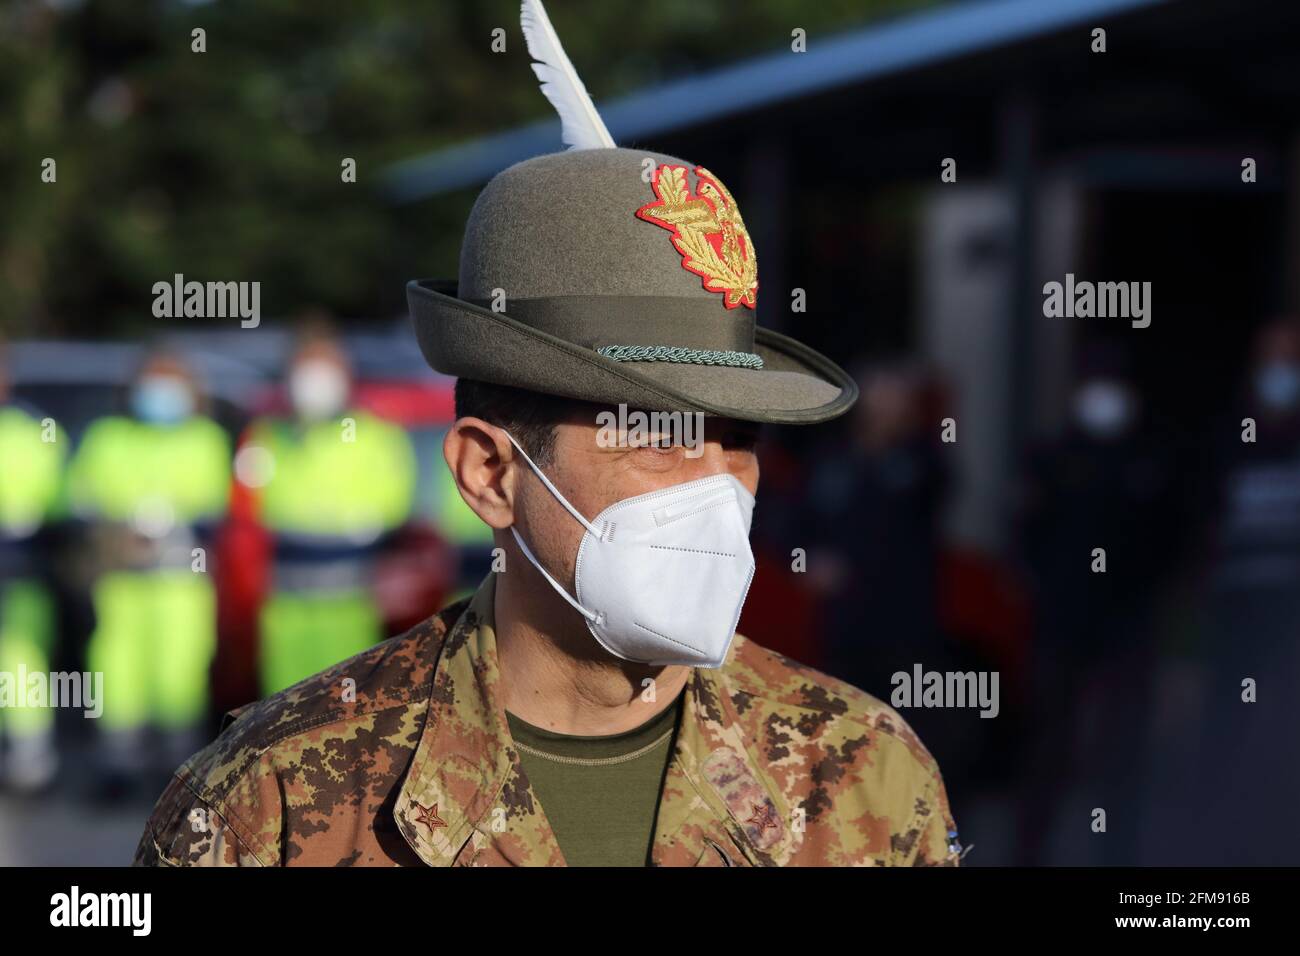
[406,2,857,425]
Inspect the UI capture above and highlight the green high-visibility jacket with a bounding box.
[247,412,415,537]
[68,415,230,524]
[0,405,66,536]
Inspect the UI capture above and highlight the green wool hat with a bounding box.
[407,146,857,424]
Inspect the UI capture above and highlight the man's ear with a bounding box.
[443,417,517,530]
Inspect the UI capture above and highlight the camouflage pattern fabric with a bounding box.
[134,575,961,867]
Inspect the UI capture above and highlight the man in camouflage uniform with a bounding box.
[134,145,960,868]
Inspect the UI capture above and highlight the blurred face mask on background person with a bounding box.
[1073,379,1134,440]
[1254,360,1300,412]
[289,358,349,421]
[504,431,756,669]
[131,374,194,426]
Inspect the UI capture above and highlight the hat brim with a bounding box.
[407,280,858,425]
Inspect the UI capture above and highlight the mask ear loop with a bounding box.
[504,433,600,536]
[503,432,605,625]
[509,526,603,625]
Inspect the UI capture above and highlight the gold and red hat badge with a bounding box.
[636,164,759,310]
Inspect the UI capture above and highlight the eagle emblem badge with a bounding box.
[636,164,758,310]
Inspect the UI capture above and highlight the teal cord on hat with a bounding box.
[595,345,764,369]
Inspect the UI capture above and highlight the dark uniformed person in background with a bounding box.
[1190,317,1300,864]
[807,360,950,698]
[1015,345,1178,864]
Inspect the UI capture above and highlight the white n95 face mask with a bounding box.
[505,433,756,669]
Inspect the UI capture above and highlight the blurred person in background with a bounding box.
[1015,344,1177,864]
[0,339,67,792]
[1210,318,1300,570]
[239,324,416,695]
[1192,316,1300,864]
[67,347,230,790]
[734,435,830,670]
[806,360,951,698]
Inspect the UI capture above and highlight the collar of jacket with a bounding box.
[393,574,798,867]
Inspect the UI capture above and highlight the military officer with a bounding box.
[134,3,959,866]
[133,144,960,867]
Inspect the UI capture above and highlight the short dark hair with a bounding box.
[453,379,592,466]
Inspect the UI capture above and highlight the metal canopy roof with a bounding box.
[382,0,1168,202]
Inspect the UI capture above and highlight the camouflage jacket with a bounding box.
[134,576,961,867]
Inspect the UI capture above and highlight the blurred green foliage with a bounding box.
[0,0,943,336]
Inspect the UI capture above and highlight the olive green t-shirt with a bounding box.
[505,691,684,867]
